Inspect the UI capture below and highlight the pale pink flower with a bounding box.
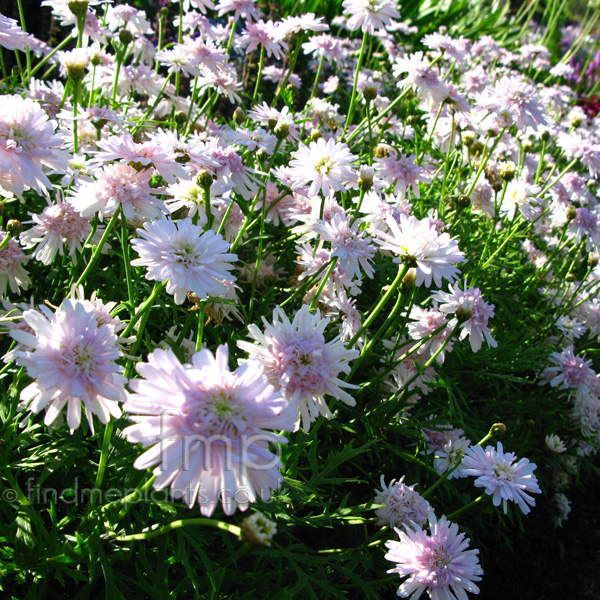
[20,201,92,265]
[342,0,401,34]
[237,19,288,59]
[374,475,431,528]
[557,132,600,177]
[0,231,31,299]
[375,214,466,288]
[434,437,471,479]
[69,164,167,221]
[288,138,358,197]
[216,0,260,22]
[393,52,448,107]
[374,151,431,200]
[463,442,541,514]
[10,299,126,432]
[302,34,343,62]
[0,95,69,199]
[385,514,483,600]
[312,212,376,280]
[407,305,453,363]
[432,283,497,352]
[131,217,237,305]
[123,345,295,516]
[238,305,359,432]
[545,434,566,453]
[479,75,549,131]
[0,13,33,51]
[279,13,329,36]
[540,345,595,391]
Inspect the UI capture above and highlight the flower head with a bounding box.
[238,305,359,432]
[374,475,431,528]
[463,442,541,514]
[385,514,483,600]
[123,345,295,516]
[10,299,126,432]
[131,217,238,305]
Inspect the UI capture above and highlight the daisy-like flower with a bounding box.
[375,213,466,288]
[374,151,431,200]
[20,201,93,265]
[342,0,401,34]
[567,207,600,253]
[69,164,167,222]
[237,305,359,432]
[0,13,32,51]
[0,230,31,299]
[237,19,288,59]
[463,442,541,514]
[123,345,296,516]
[545,434,567,453]
[432,283,497,352]
[393,51,448,108]
[10,299,126,433]
[479,75,549,131]
[385,514,483,600]
[433,436,471,479]
[288,138,358,197]
[407,305,453,363]
[131,218,237,305]
[0,95,69,199]
[540,345,595,391]
[312,212,376,280]
[374,475,431,528]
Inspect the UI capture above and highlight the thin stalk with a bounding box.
[309,257,338,312]
[196,302,205,351]
[309,54,325,101]
[343,31,368,137]
[112,518,241,542]
[251,46,266,106]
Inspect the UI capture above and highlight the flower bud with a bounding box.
[174,110,187,125]
[541,129,551,142]
[67,1,89,19]
[570,115,582,129]
[500,162,516,182]
[275,121,289,140]
[362,82,379,102]
[491,422,507,438]
[358,165,374,191]
[233,107,245,125]
[470,141,484,156]
[462,131,475,147]
[374,143,392,158]
[309,129,321,142]
[588,253,599,268]
[401,268,416,291]
[241,513,277,547]
[196,170,214,190]
[566,205,577,220]
[6,219,22,236]
[119,29,135,47]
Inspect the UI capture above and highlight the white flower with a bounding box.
[131,217,238,305]
[238,305,359,432]
[288,138,358,197]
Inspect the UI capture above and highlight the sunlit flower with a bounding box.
[342,0,401,34]
[131,217,238,305]
[123,345,296,516]
[10,299,125,432]
[238,305,359,432]
[385,514,483,600]
[463,442,541,514]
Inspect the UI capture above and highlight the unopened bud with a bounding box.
[233,107,245,125]
[541,129,551,142]
[196,170,213,190]
[358,165,374,191]
[0,202,4,216]
[241,513,277,547]
[470,141,484,156]
[362,82,378,102]
[566,272,576,282]
[374,143,392,158]
[119,29,134,47]
[275,121,289,140]
[588,253,599,268]
[160,6,170,16]
[522,139,533,153]
[309,129,321,142]
[571,116,582,129]
[566,205,577,220]
[500,162,516,182]
[401,268,416,291]
[462,131,475,147]
[174,110,187,125]
[67,1,89,19]
[6,219,22,236]
[491,422,507,438]
[267,117,277,132]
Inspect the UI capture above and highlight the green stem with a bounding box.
[309,257,338,312]
[251,46,266,106]
[273,33,304,104]
[112,518,242,542]
[347,263,409,348]
[309,54,325,101]
[196,302,205,352]
[343,31,368,137]
[16,0,31,83]
[121,280,168,339]
[72,209,121,290]
[446,494,487,520]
